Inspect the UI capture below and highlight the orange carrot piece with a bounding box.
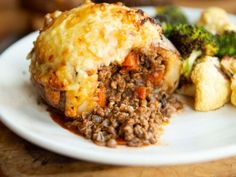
[122,52,139,71]
[98,86,106,107]
[135,86,147,100]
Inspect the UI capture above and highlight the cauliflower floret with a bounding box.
[197,7,236,34]
[221,56,236,106]
[191,56,231,111]
[231,76,236,106]
[221,56,236,76]
[224,23,236,33]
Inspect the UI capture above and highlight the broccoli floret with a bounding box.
[165,24,219,78]
[161,23,174,37]
[217,31,236,57]
[154,5,188,25]
[182,50,202,78]
[165,24,218,57]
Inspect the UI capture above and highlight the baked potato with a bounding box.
[29,1,182,118]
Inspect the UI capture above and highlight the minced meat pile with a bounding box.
[63,50,182,147]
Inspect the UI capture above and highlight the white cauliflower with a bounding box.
[231,76,236,106]
[221,56,236,106]
[197,7,236,34]
[191,56,231,111]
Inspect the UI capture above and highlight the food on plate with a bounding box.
[216,31,236,57]
[191,56,230,111]
[154,5,189,39]
[160,5,236,111]
[221,56,236,106]
[154,5,188,25]
[29,1,182,147]
[163,23,226,111]
[28,2,236,147]
[197,7,236,35]
[221,56,236,77]
[97,0,166,6]
[164,24,218,78]
[232,77,236,106]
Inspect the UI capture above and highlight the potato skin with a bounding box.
[191,56,231,111]
[156,45,181,93]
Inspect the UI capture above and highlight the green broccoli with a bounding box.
[181,50,202,79]
[216,31,236,57]
[165,24,219,78]
[154,5,188,25]
[165,24,218,57]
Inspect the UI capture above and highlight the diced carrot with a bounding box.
[98,86,106,107]
[147,70,164,86]
[135,86,147,100]
[122,52,139,72]
[116,138,126,145]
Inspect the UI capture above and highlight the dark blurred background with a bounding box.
[1,0,236,52]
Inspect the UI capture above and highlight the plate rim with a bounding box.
[1,104,236,166]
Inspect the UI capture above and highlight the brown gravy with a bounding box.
[49,108,81,136]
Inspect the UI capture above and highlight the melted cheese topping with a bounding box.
[30,2,162,117]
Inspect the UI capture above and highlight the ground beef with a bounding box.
[62,50,182,147]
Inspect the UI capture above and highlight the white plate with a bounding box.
[0,7,236,166]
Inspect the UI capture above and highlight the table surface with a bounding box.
[1,122,236,177]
